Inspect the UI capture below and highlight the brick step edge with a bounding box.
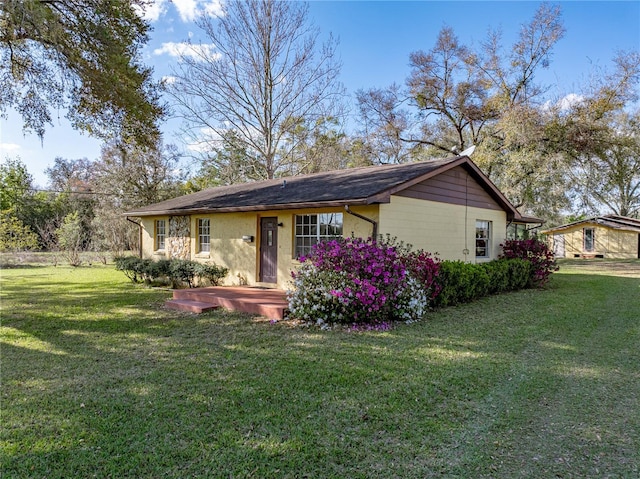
[165,299,219,314]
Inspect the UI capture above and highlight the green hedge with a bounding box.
[114,256,228,288]
[433,258,532,307]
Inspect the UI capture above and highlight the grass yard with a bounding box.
[1,260,639,478]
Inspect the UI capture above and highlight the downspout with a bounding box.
[126,217,143,258]
[344,205,378,241]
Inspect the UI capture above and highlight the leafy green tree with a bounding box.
[0,157,33,211]
[187,130,264,189]
[544,51,640,217]
[0,208,38,252]
[56,211,83,266]
[279,116,352,175]
[564,111,640,217]
[0,0,164,145]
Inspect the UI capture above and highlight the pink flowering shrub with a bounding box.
[500,239,558,286]
[287,238,440,325]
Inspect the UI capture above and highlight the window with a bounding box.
[295,213,343,258]
[198,218,210,253]
[155,219,166,251]
[584,228,595,252]
[507,223,529,240]
[475,220,491,259]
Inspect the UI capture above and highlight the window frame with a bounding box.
[294,212,343,259]
[155,219,166,251]
[475,220,492,259]
[584,227,595,252]
[198,218,211,254]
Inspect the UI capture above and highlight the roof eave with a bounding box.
[124,198,374,217]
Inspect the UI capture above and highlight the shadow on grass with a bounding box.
[2,271,639,478]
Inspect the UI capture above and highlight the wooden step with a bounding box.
[165,299,219,314]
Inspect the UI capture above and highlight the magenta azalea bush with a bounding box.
[500,239,558,286]
[287,238,440,326]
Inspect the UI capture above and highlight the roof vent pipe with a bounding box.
[344,205,378,241]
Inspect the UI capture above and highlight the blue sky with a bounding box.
[1,0,639,186]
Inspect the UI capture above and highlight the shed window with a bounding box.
[584,228,595,252]
[475,220,491,259]
[155,219,166,251]
[295,213,343,259]
[198,218,210,253]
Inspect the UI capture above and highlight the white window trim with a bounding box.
[475,220,492,260]
[197,218,211,254]
[155,219,166,252]
[294,212,343,259]
[584,227,595,252]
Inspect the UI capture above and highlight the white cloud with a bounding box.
[544,93,585,112]
[172,0,198,22]
[161,75,177,85]
[186,127,223,152]
[153,42,220,61]
[133,0,222,23]
[0,143,21,152]
[173,0,223,22]
[203,0,224,18]
[134,0,168,22]
[557,93,585,111]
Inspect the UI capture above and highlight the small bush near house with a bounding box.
[433,258,533,308]
[144,259,172,284]
[501,239,558,286]
[114,257,228,288]
[169,259,199,288]
[195,262,229,286]
[287,237,440,326]
[433,261,490,307]
[114,256,150,283]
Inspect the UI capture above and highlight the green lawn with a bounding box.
[1,261,639,478]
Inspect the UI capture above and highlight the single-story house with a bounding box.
[542,215,640,259]
[125,155,541,288]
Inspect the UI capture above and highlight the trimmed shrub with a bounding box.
[195,262,229,286]
[501,239,558,286]
[433,261,490,307]
[115,257,228,288]
[433,258,534,307]
[481,259,510,294]
[114,256,148,283]
[169,259,199,288]
[143,259,172,284]
[505,258,533,290]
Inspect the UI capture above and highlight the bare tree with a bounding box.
[168,0,343,180]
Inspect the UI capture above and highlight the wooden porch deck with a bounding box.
[165,286,289,320]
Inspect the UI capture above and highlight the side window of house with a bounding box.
[584,227,595,252]
[198,218,211,253]
[295,213,343,258]
[155,219,166,251]
[475,220,491,259]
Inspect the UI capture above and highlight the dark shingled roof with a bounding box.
[542,215,640,234]
[125,155,534,221]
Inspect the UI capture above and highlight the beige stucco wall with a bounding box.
[139,205,379,288]
[139,198,515,287]
[548,225,639,259]
[141,216,169,260]
[379,195,507,262]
